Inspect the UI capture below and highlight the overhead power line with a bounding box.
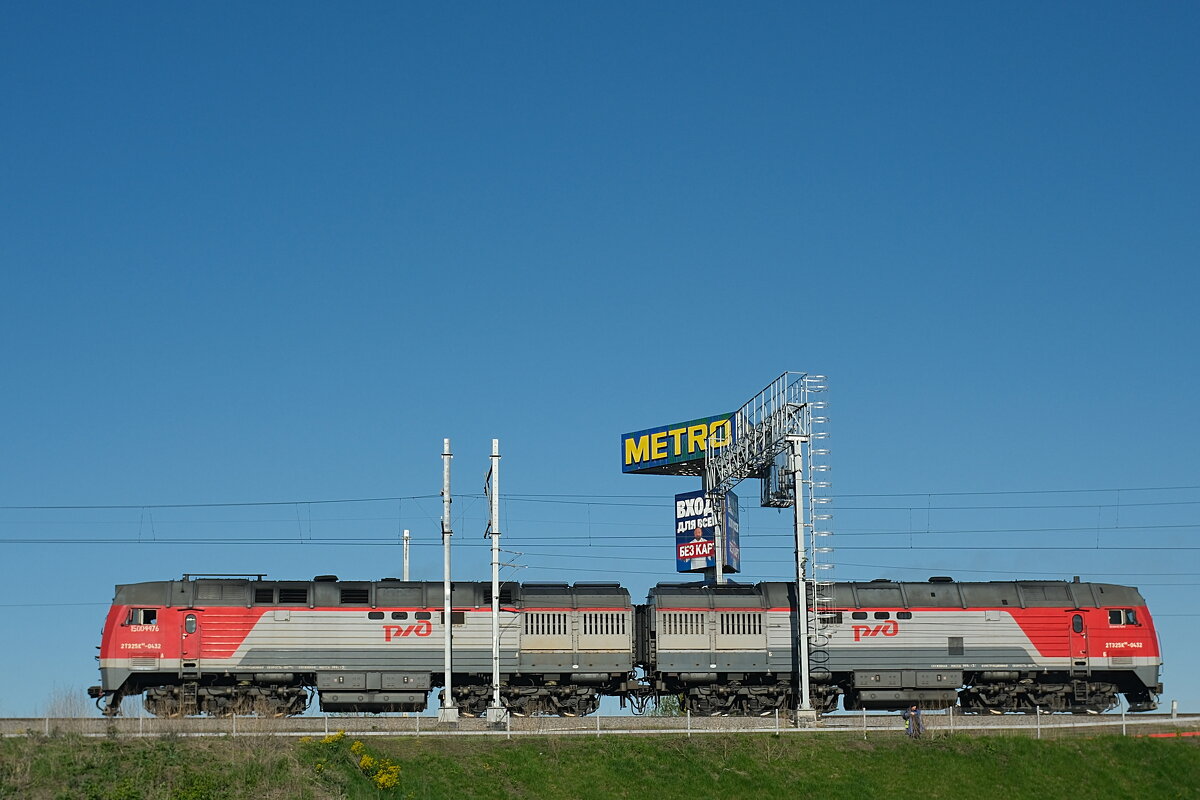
[0,494,441,510]
[3,483,1199,511]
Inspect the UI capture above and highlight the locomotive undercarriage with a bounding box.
[662,676,841,716]
[448,676,624,717]
[93,680,309,717]
[958,674,1127,715]
[142,683,309,717]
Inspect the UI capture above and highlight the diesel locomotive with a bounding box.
[89,574,1162,717]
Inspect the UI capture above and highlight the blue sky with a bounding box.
[1,2,1197,717]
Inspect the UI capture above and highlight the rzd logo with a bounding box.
[383,622,433,641]
[852,620,899,642]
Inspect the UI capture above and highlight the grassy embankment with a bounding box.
[2,730,1198,800]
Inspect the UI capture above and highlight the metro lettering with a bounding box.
[650,431,668,460]
[622,415,735,469]
[708,420,731,448]
[624,436,650,466]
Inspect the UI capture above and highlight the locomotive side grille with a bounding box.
[524,612,568,636]
[130,657,158,670]
[196,583,246,602]
[582,612,626,636]
[339,589,369,605]
[662,612,704,636]
[279,588,309,604]
[719,612,762,636]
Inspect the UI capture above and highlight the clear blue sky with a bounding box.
[2,2,1197,717]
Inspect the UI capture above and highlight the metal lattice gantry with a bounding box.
[703,372,834,715]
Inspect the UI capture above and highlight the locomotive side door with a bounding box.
[1068,611,1090,674]
[181,612,201,675]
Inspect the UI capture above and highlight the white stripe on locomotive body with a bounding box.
[109,607,635,674]
[654,607,1161,673]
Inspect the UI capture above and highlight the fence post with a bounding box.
[1122,703,1127,737]
[775,708,780,735]
[506,713,511,740]
[948,704,954,735]
[687,708,691,738]
[596,713,601,737]
[1035,706,1040,740]
[232,712,237,738]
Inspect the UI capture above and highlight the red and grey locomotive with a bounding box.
[89,574,1162,716]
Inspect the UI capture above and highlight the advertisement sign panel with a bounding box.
[621,414,734,475]
[675,490,740,573]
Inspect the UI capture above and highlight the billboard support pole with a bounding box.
[438,439,459,723]
[711,491,726,585]
[790,435,813,717]
[486,439,509,725]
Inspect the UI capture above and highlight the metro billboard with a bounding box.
[620,414,734,476]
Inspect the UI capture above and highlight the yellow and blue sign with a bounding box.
[620,413,734,475]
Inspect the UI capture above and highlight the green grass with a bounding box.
[3,732,1198,800]
[0,735,329,800]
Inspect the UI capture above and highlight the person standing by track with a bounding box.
[903,705,924,739]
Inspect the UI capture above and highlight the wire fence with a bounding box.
[4,710,1198,740]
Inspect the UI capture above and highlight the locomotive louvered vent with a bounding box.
[196,583,246,602]
[278,588,309,604]
[719,612,763,636]
[254,588,274,604]
[662,612,704,636]
[340,588,369,604]
[130,657,158,670]
[582,612,626,636]
[524,612,568,636]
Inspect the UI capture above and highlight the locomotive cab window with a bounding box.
[184,614,197,634]
[873,612,890,620]
[414,611,432,621]
[1109,609,1139,626]
[1072,614,1084,633]
[851,612,868,620]
[897,611,913,620]
[126,609,157,625]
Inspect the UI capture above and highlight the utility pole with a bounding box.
[438,439,458,723]
[402,529,410,582]
[486,439,508,724]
